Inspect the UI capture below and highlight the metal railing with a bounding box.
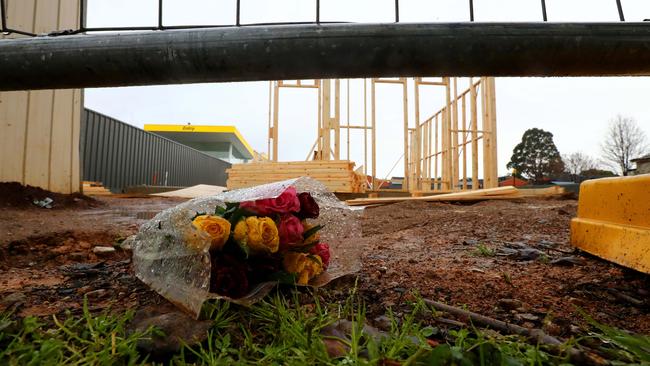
[1,0,642,38]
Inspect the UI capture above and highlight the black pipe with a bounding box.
[79,0,85,31]
[395,0,399,22]
[236,0,241,26]
[541,0,548,21]
[1,22,650,91]
[469,0,474,21]
[158,0,164,29]
[616,0,625,21]
[1,0,7,33]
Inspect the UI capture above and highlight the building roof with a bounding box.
[631,154,650,163]
[143,124,254,159]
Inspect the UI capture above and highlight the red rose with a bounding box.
[278,214,304,247]
[297,192,319,219]
[310,242,331,270]
[210,254,249,299]
[240,186,300,216]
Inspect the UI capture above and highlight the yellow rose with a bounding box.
[192,215,231,251]
[233,216,280,254]
[283,252,323,285]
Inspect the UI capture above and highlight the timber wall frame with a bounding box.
[411,77,497,192]
[267,77,498,193]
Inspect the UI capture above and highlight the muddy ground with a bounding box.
[1,192,648,338]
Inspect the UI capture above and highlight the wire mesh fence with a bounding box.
[1,0,645,38]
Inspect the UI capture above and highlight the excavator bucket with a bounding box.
[570,175,650,274]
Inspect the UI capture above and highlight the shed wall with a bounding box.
[0,0,82,193]
[81,109,231,192]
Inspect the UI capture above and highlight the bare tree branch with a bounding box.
[563,151,597,182]
[600,115,648,176]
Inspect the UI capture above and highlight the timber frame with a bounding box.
[267,77,498,194]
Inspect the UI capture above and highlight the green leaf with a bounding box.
[191,211,207,221]
[269,271,298,284]
[214,206,226,216]
[238,240,250,259]
[306,254,321,264]
[302,224,324,240]
[290,241,318,253]
[421,326,438,338]
[228,208,250,227]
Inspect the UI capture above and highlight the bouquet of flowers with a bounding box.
[132,178,361,317]
[191,186,331,298]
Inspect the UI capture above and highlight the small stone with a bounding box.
[85,289,108,299]
[538,240,557,248]
[1,292,26,306]
[119,235,136,251]
[550,256,583,266]
[131,311,212,357]
[515,313,539,322]
[462,239,479,246]
[92,246,116,255]
[498,298,522,311]
[76,286,91,295]
[374,315,392,331]
[517,248,543,261]
[377,266,388,274]
[69,252,86,261]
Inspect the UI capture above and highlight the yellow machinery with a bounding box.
[571,175,650,274]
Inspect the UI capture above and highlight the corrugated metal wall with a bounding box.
[0,0,82,193]
[81,109,231,192]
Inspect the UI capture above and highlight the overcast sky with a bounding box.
[84,0,650,177]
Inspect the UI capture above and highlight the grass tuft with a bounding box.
[2,290,649,365]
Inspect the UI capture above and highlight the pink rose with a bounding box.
[240,186,300,216]
[278,214,304,246]
[310,242,331,269]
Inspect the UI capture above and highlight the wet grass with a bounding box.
[1,289,648,365]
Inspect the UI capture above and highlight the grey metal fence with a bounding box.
[81,108,230,192]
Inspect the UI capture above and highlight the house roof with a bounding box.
[631,154,650,163]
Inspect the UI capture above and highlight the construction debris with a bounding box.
[346,186,566,206]
[151,184,226,198]
[227,161,366,193]
[82,181,112,196]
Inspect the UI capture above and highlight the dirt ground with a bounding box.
[1,191,648,337]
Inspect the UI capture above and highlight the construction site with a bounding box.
[1,1,649,365]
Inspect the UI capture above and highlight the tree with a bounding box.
[563,151,597,182]
[601,115,648,176]
[507,128,564,184]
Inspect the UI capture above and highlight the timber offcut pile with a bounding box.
[346,186,567,206]
[227,160,366,193]
[82,181,111,196]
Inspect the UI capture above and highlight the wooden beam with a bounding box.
[471,77,479,190]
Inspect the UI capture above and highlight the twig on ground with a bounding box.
[423,298,561,345]
[422,298,605,365]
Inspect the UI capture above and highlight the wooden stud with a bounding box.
[402,78,409,191]
[371,79,377,190]
[414,78,421,190]
[461,94,468,190]
[334,79,341,160]
[471,78,479,190]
